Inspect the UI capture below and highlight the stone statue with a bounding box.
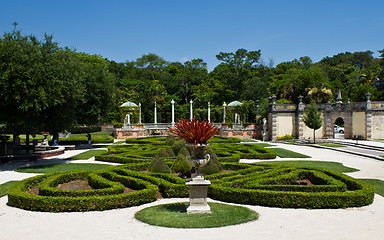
[262,118,267,141]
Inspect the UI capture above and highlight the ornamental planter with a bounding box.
[167,118,219,214]
[185,143,211,176]
[185,143,211,214]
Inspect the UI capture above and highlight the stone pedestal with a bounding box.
[186,176,211,214]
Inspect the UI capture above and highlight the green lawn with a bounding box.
[317,143,346,147]
[240,139,258,143]
[135,202,258,228]
[257,160,359,173]
[59,131,114,144]
[247,142,275,148]
[0,181,19,197]
[68,131,113,139]
[268,148,311,158]
[15,163,112,173]
[360,179,384,197]
[67,149,107,160]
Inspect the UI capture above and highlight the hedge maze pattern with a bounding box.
[7,137,375,212]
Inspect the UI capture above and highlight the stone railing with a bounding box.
[144,123,172,129]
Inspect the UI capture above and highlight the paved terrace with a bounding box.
[0,141,383,240]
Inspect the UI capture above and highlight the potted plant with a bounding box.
[168,118,219,176]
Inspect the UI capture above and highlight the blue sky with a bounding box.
[1,0,383,71]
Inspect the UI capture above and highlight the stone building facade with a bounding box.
[267,93,384,141]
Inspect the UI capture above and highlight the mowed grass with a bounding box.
[268,148,310,158]
[316,143,346,147]
[15,163,112,173]
[0,181,19,197]
[360,179,384,197]
[135,202,258,228]
[67,149,107,160]
[257,160,359,173]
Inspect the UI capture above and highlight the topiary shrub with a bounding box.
[156,148,170,158]
[165,135,176,146]
[171,154,192,175]
[165,147,175,157]
[201,147,222,175]
[178,146,189,157]
[172,139,187,155]
[148,156,170,173]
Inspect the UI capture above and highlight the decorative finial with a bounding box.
[336,90,342,103]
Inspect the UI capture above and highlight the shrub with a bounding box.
[165,135,176,146]
[172,139,187,155]
[148,156,170,173]
[6,171,158,212]
[207,166,375,209]
[70,126,102,134]
[201,147,222,175]
[156,148,171,158]
[165,147,175,157]
[6,161,375,212]
[109,167,188,198]
[171,154,192,175]
[276,134,296,141]
[178,146,189,156]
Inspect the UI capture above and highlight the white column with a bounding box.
[128,113,131,124]
[190,100,193,120]
[139,103,142,124]
[223,102,227,123]
[208,102,211,123]
[171,99,175,126]
[154,102,157,124]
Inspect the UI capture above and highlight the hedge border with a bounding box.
[7,171,158,212]
[207,167,374,209]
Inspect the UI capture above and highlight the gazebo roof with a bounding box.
[227,101,243,107]
[120,101,138,107]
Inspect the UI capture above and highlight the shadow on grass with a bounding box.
[161,202,187,213]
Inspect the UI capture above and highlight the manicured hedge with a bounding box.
[206,165,375,209]
[97,137,276,165]
[71,126,102,134]
[109,168,188,198]
[7,170,158,212]
[38,171,125,197]
[6,136,376,212]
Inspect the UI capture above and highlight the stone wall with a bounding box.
[267,94,384,141]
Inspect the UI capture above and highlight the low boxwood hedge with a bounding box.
[38,171,126,197]
[7,170,158,212]
[206,166,374,209]
[6,136,376,212]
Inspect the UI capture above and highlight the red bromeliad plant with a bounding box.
[168,118,219,145]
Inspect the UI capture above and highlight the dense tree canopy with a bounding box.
[1,25,383,135]
[0,27,115,138]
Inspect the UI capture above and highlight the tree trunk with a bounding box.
[26,132,30,152]
[313,130,316,144]
[52,132,59,145]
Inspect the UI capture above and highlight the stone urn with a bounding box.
[185,143,211,214]
[185,143,210,177]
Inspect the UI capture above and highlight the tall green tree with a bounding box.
[0,26,115,141]
[302,101,323,143]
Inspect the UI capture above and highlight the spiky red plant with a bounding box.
[167,118,219,145]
